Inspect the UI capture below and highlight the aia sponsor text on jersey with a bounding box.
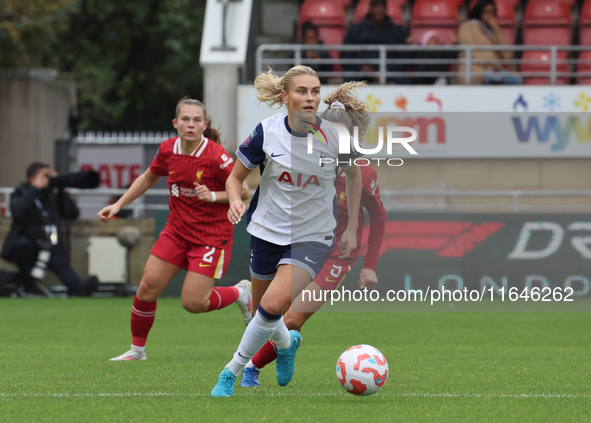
[277,171,320,188]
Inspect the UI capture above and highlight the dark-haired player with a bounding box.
[98,98,252,361]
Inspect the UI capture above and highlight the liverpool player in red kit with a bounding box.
[98,98,252,361]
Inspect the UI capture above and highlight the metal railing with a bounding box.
[72,132,177,144]
[256,44,591,84]
[0,188,170,219]
[3,188,591,217]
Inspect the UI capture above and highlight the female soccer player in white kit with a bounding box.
[211,66,362,397]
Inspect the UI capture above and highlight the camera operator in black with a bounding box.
[1,162,97,296]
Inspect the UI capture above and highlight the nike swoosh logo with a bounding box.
[270,152,285,158]
[169,171,175,174]
[199,263,211,267]
[238,352,248,359]
[304,256,316,264]
[325,278,338,283]
[376,375,387,384]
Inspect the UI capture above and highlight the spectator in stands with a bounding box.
[295,22,333,84]
[458,0,523,84]
[409,31,459,85]
[0,162,98,296]
[341,0,408,84]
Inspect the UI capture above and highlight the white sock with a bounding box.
[225,309,282,376]
[271,316,291,350]
[131,344,145,354]
[245,359,254,368]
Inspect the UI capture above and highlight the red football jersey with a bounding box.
[150,136,235,249]
[330,166,386,270]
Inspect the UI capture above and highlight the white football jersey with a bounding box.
[237,113,348,246]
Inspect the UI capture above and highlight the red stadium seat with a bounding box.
[298,1,347,76]
[577,51,591,84]
[580,0,591,45]
[528,0,575,7]
[520,50,569,84]
[306,0,354,8]
[410,0,460,44]
[353,0,405,25]
[299,1,347,28]
[298,1,347,46]
[495,0,517,44]
[522,1,572,46]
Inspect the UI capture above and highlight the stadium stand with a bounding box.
[500,0,520,7]
[580,0,591,45]
[254,0,591,84]
[307,0,354,6]
[522,0,573,46]
[495,0,517,44]
[298,0,348,45]
[411,0,460,45]
[529,0,576,7]
[521,50,570,84]
[577,50,591,83]
[354,0,405,25]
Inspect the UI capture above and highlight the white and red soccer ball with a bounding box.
[336,344,389,396]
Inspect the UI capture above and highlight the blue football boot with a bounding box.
[275,330,302,387]
[211,368,236,397]
[240,366,261,387]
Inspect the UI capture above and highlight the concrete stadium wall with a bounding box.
[0,74,75,187]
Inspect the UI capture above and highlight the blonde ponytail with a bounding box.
[321,81,370,139]
[254,66,319,108]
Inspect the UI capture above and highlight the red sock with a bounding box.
[130,296,157,347]
[252,340,278,369]
[207,286,239,311]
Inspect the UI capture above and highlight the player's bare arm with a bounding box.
[226,159,252,224]
[97,169,160,223]
[194,180,250,203]
[338,165,362,258]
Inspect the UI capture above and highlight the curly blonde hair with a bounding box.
[320,81,370,139]
[254,66,319,108]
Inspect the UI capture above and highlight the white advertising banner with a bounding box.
[237,86,591,158]
[76,146,145,218]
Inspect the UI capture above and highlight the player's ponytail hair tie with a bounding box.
[330,102,346,110]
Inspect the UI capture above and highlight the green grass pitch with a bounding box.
[1,298,591,423]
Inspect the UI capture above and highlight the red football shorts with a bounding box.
[314,258,353,291]
[151,227,231,279]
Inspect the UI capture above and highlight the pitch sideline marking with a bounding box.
[0,392,589,399]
